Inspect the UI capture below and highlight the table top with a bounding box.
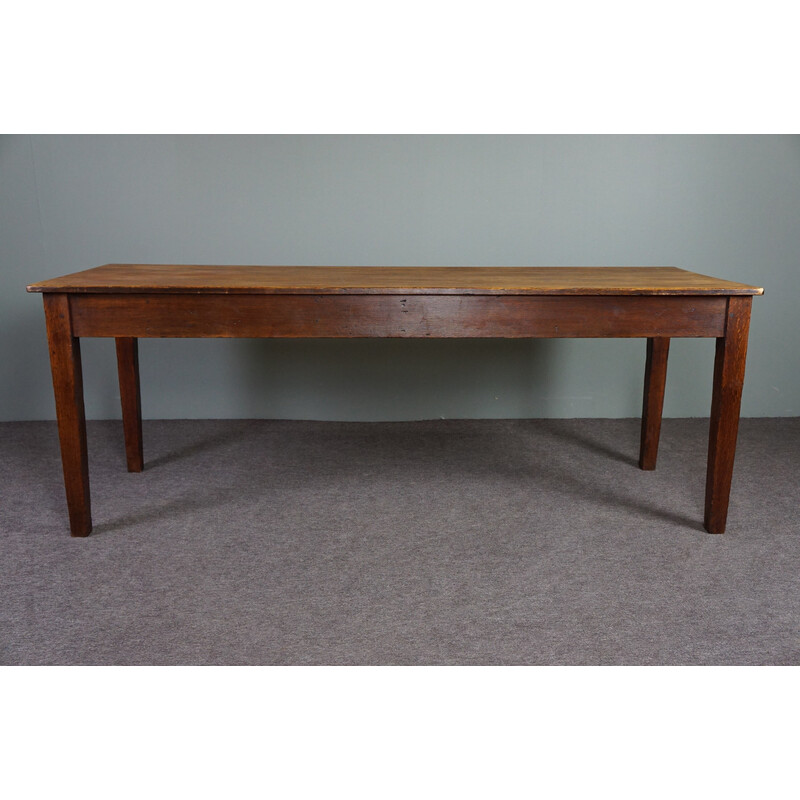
[27,264,764,296]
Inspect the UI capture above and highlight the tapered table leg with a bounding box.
[639,337,670,470]
[115,337,144,472]
[704,296,752,534]
[44,294,92,536]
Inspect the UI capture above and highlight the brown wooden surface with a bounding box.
[33,267,761,537]
[27,265,764,296]
[115,337,144,472]
[44,294,92,537]
[639,338,670,470]
[70,293,728,339]
[704,296,752,534]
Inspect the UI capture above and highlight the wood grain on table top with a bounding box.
[27,265,764,295]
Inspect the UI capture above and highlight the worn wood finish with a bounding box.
[115,337,144,472]
[70,294,728,339]
[27,265,764,296]
[639,338,670,470]
[28,265,761,537]
[704,297,753,534]
[43,294,92,537]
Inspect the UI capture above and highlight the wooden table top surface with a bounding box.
[27,264,764,296]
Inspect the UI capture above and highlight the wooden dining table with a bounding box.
[27,265,762,537]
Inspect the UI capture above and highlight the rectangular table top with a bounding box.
[27,264,763,296]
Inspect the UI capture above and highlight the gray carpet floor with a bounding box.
[1,418,798,665]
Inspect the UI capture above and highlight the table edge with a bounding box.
[26,285,765,296]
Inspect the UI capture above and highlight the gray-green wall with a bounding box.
[1,135,797,421]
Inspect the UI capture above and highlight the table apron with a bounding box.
[68,293,729,338]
